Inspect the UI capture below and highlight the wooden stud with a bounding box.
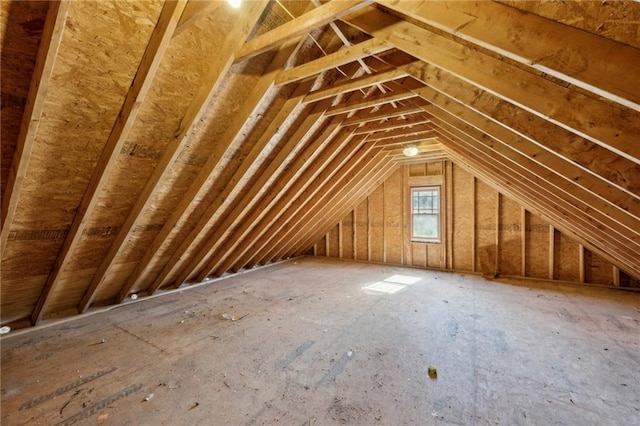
[404,64,640,210]
[367,196,372,262]
[521,207,526,277]
[295,161,399,258]
[445,160,453,270]
[238,125,376,267]
[413,90,640,253]
[495,192,501,277]
[579,244,585,284]
[352,209,357,260]
[424,111,640,270]
[288,156,397,257]
[471,176,476,273]
[382,180,387,263]
[338,220,343,259]
[325,232,330,257]
[613,266,620,287]
[267,146,385,261]
[549,225,555,280]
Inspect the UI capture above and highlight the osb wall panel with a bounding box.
[312,161,620,288]
[475,179,498,276]
[383,169,403,264]
[525,211,549,279]
[553,230,580,282]
[0,0,49,198]
[498,195,522,276]
[355,200,368,261]
[86,11,236,258]
[585,248,613,286]
[620,270,640,289]
[0,0,162,322]
[452,165,473,271]
[315,234,326,257]
[341,212,354,260]
[328,225,340,258]
[411,242,427,268]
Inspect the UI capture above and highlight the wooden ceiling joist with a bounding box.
[1,1,70,254]
[324,82,420,116]
[235,0,372,61]
[341,100,428,126]
[352,114,430,135]
[76,2,269,313]
[304,67,408,103]
[275,37,391,85]
[363,123,435,142]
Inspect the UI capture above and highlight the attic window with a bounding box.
[411,186,440,243]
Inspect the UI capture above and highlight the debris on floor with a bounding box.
[220,313,246,321]
[189,402,199,410]
[428,366,438,379]
[143,393,154,402]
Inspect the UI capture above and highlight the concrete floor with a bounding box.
[2,257,639,425]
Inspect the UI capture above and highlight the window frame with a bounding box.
[410,185,441,243]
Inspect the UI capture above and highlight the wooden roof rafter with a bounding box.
[158,90,332,290]
[77,1,270,314]
[1,1,70,253]
[343,6,640,164]
[29,0,188,325]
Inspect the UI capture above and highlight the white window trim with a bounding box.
[410,186,441,244]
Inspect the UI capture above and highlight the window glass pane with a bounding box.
[413,214,438,239]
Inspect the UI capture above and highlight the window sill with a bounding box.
[411,239,441,244]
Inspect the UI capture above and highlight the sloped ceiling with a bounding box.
[1,0,639,328]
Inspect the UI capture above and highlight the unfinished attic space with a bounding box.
[2,0,640,423]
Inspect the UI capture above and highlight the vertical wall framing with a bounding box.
[311,161,636,289]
